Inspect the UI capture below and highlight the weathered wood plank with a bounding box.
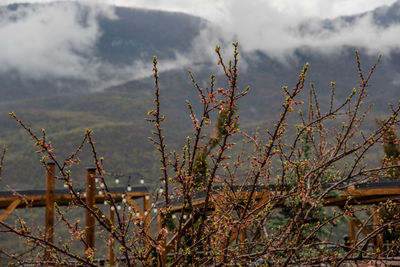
[0,199,21,222]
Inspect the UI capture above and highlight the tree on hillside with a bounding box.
[0,43,400,266]
[381,122,400,177]
[375,121,400,254]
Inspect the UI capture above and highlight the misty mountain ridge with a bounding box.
[1,1,399,99]
[0,1,206,100]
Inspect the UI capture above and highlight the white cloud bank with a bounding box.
[1,0,400,87]
[136,0,400,61]
[0,2,116,81]
[215,0,400,59]
[0,1,197,89]
[13,0,392,20]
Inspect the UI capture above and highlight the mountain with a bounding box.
[96,7,204,64]
[0,2,206,102]
[0,1,399,189]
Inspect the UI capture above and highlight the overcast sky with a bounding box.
[1,0,400,87]
[3,0,398,20]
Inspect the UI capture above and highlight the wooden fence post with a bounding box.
[348,219,355,246]
[373,206,383,252]
[109,206,115,266]
[85,167,96,252]
[45,162,55,262]
[144,193,150,235]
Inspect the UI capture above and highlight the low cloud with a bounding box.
[189,0,400,63]
[0,3,117,81]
